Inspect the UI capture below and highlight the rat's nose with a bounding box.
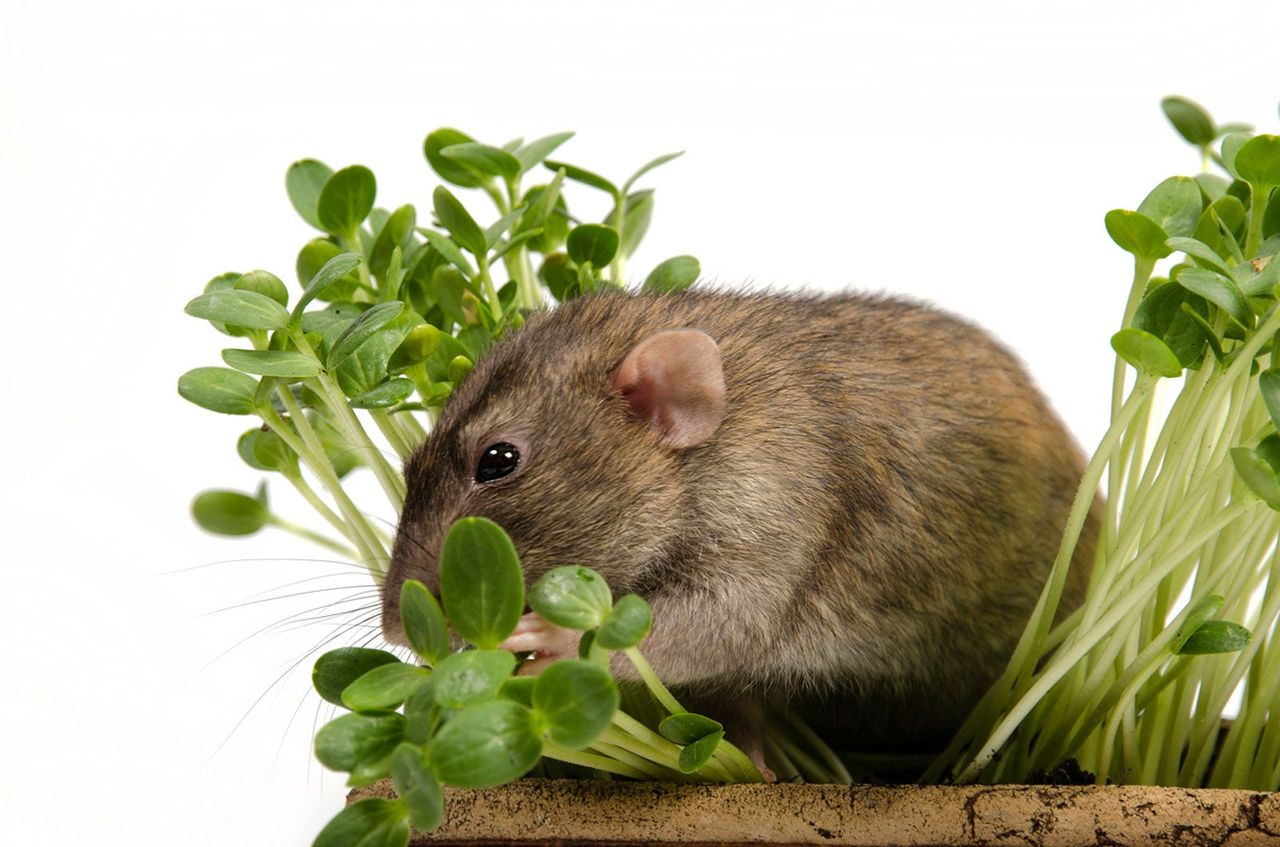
[379,554,441,646]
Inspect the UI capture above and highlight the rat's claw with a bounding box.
[499,612,582,674]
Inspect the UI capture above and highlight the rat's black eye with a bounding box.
[476,442,520,483]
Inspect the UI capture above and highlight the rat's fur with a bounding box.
[383,290,1099,751]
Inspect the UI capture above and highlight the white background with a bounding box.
[3,0,1278,843]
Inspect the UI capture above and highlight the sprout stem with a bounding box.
[623,647,685,715]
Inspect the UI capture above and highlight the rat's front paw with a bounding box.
[499,612,582,675]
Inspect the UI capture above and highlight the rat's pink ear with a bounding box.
[609,329,725,449]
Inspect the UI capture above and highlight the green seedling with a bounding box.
[309,517,762,844]
[929,95,1280,791]
[182,103,1280,843]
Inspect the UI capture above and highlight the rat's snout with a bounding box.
[379,552,441,647]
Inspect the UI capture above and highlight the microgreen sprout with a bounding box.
[181,104,1280,844]
[309,517,763,845]
[929,96,1280,790]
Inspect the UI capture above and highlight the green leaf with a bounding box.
[285,159,334,231]
[186,289,289,331]
[389,324,442,372]
[328,302,405,369]
[1260,370,1280,431]
[422,330,471,384]
[350,378,415,409]
[1234,135,1280,189]
[498,675,536,708]
[424,128,484,188]
[1175,268,1252,329]
[594,593,653,650]
[433,187,487,256]
[429,700,542,788]
[221,349,321,378]
[528,566,613,630]
[1110,328,1184,378]
[318,165,377,235]
[1170,595,1225,653]
[191,490,268,536]
[297,239,363,303]
[1231,445,1280,508]
[311,797,409,847]
[622,150,683,194]
[313,647,402,706]
[178,367,258,415]
[234,269,289,307]
[402,679,437,745]
[439,518,525,650]
[1166,237,1232,276]
[1177,620,1251,655]
[199,273,251,337]
[1178,302,1224,362]
[400,580,450,665]
[531,659,619,749]
[659,712,724,745]
[294,253,365,321]
[491,228,545,261]
[1195,173,1231,202]
[448,355,473,386]
[431,649,516,708]
[521,175,569,253]
[390,744,443,833]
[1138,177,1203,240]
[1161,96,1216,147]
[484,205,528,250]
[440,142,521,181]
[544,159,619,197]
[1131,283,1209,367]
[314,711,405,774]
[514,132,574,173]
[566,224,619,266]
[538,253,578,301]
[369,205,417,281]
[341,663,430,712]
[678,731,724,773]
[1255,432,1280,475]
[1222,133,1254,180]
[643,255,700,293]
[1105,209,1171,260]
[335,314,415,398]
[237,427,297,473]
[1194,196,1248,258]
[419,230,474,277]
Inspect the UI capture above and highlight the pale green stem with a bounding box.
[623,647,685,715]
[783,712,852,784]
[952,501,1250,782]
[590,739,692,781]
[282,470,351,540]
[476,254,503,323]
[257,403,384,574]
[265,515,356,559]
[272,388,389,569]
[369,409,412,461]
[609,192,627,286]
[763,731,801,783]
[541,739,649,779]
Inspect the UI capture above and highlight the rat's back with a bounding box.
[478,289,1098,748]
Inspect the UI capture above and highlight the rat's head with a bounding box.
[380,297,726,645]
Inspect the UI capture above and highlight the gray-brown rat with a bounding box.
[381,289,1099,765]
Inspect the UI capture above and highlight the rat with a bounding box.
[380,289,1100,769]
